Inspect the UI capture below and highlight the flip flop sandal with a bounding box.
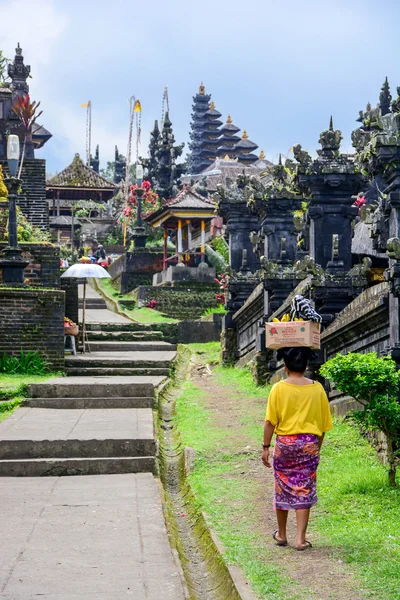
[272,530,288,546]
[296,541,312,551]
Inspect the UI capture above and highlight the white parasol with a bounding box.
[61,262,111,353]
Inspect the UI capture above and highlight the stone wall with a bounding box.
[1,159,48,231]
[0,243,60,288]
[0,288,65,370]
[321,281,390,360]
[109,250,165,294]
[136,283,219,320]
[61,278,79,325]
[233,282,264,361]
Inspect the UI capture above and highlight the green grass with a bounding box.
[0,398,21,422]
[125,306,178,324]
[175,378,304,600]
[175,343,400,599]
[186,341,221,365]
[202,305,227,317]
[97,278,177,324]
[314,419,400,599]
[0,373,60,420]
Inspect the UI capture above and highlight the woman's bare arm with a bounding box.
[262,420,275,468]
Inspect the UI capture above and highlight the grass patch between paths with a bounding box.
[97,278,177,324]
[176,343,400,599]
[0,373,61,421]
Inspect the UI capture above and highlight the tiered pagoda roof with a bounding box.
[199,101,223,170]
[216,114,241,158]
[187,83,213,174]
[232,130,259,164]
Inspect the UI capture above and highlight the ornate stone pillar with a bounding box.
[217,176,261,274]
[297,120,361,273]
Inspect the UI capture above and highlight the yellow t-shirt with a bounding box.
[265,380,333,437]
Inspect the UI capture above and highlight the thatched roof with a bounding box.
[47,154,114,190]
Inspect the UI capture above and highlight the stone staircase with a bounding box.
[66,320,177,376]
[0,285,179,477]
[0,375,165,476]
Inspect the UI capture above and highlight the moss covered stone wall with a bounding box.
[137,284,219,320]
[0,243,60,288]
[0,288,65,370]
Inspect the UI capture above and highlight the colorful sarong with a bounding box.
[273,434,320,510]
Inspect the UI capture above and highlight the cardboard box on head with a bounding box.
[265,321,321,350]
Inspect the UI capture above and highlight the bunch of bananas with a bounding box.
[272,314,304,322]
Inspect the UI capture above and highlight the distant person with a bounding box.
[95,244,106,262]
[91,240,99,256]
[262,347,332,551]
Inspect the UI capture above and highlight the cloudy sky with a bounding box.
[0,0,398,174]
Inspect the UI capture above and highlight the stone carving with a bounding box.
[348,257,372,287]
[317,117,342,157]
[293,255,324,280]
[387,237,400,260]
[391,87,400,113]
[293,144,312,166]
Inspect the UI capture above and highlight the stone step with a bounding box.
[65,367,170,377]
[86,322,177,333]
[78,298,107,309]
[29,376,166,398]
[65,353,174,369]
[0,456,155,476]
[87,341,177,352]
[22,397,155,409]
[0,408,155,460]
[0,438,155,459]
[87,331,163,342]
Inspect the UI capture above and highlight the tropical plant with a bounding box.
[212,235,229,263]
[11,93,43,177]
[320,352,400,487]
[0,205,51,243]
[0,165,8,201]
[205,244,227,273]
[122,180,161,223]
[0,351,50,375]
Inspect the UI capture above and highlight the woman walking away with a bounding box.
[262,347,332,551]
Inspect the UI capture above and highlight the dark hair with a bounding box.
[277,347,313,373]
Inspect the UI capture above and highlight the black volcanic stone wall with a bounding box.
[0,288,65,370]
[109,250,166,294]
[61,278,79,325]
[0,158,48,231]
[0,243,60,287]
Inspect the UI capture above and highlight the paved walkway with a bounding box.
[0,474,185,599]
[0,285,186,599]
[78,284,131,324]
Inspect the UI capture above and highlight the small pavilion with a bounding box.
[145,186,216,270]
[46,153,115,243]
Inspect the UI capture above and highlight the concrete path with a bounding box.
[0,473,186,599]
[78,283,131,324]
[0,284,186,597]
[0,407,154,442]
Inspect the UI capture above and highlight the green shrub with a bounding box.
[0,351,50,375]
[212,236,229,263]
[320,352,400,487]
[203,305,227,316]
[205,244,227,273]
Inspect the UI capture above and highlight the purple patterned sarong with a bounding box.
[273,434,320,510]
